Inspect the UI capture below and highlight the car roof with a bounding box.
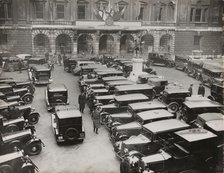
[0,99,18,109]
[115,84,154,91]
[148,78,168,82]
[0,84,11,88]
[77,61,95,64]
[81,64,105,69]
[114,93,149,102]
[198,113,224,122]
[109,112,132,118]
[95,94,114,100]
[128,100,166,110]
[164,88,190,94]
[115,121,142,130]
[2,129,31,142]
[97,71,123,75]
[175,128,217,142]
[56,108,81,119]
[0,151,23,164]
[31,65,50,71]
[92,88,108,93]
[48,83,67,92]
[143,119,190,134]
[137,109,174,121]
[103,76,127,81]
[107,80,133,86]
[141,150,171,163]
[123,134,151,145]
[16,54,31,57]
[206,120,224,132]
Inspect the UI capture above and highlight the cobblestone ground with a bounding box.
[2,65,223,173]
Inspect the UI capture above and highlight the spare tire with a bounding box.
[28,113,39,125]
[64,128,78,141]
[0,164,13,173]
[5,124,20,133]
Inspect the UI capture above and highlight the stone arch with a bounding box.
[159,34,173,53]
[120,34,135,54]
[77,34,94,55]
[55,34,72,54]
[99,34,115,54]
[141,34,154,53]
[33,33,50,55]
[54,30,74,41]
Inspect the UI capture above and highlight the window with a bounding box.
[190,7,208,22]
[138,7,144,20]
[35,3,44,19]
[0,3,12,19]
[194,36,201,46]
[212,7,219,23]
[119,6,124,19]
[0,34,7,45]
[37,35,45,46]
[0,5,5,18]
[57,4,64,19]
[78,5,85,19]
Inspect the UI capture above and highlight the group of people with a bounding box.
[188,83,205,96]
[78,88,101,135]
[45,50,67,69]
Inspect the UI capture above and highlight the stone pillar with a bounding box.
[93,42,99,55]
[72,42,78,55]
[114,41,120,55]
[154,31,160,52]
[49,32,56,54]
[128,58,144,82]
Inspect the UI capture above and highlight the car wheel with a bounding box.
[27,113,39,125]
[8,140,23,152]
[64,128,78,141]
[167,102,179,113]
[22,95,33,104]
[0,164,13,173]
[20,163,35,173]
[26,141,42,156]
[5,124,20,133]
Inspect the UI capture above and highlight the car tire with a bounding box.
[167,102,179,113]
[8,140,23,152]
[0,164,13,173]
[5,124,20,133]
[26,141,42,156]
[20,163,35,173]
[64,128,78,141]
[27,113,39,125]
[22,95,33,104]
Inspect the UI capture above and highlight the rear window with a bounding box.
[49,91,67,98]
[59,117,82,125]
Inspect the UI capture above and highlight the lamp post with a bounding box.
[134,39,145,58]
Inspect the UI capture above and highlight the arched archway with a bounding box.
[55,34,72,54]
[77,34,94,55]
[160,34,173,52]
[141,34,154,54]
[120,34,134,54]
[33,34,50,54]
[99,35,114,54]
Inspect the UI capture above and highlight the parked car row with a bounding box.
[74,57,224,173]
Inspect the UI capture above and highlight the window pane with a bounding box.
[195,9,201,22]
[0,34,7,45]
[0,5,5,18]
[7,3,12,18]
[190,8,194,21]
[57,4,64,19]
[139,7,144,20]
[202,8,208,22]
[36,3,44,19]
[78,5,85,19]
[194,36,200,45]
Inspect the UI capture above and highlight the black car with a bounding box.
[46,83,69,111]
[0,99,40,125]
[51,105,85,143]
[148,52,175,67]
[208,83,224,105]
[64,58,77,72]
[0,129,43,156]
[0,151,38,173]
[0,84,33,104]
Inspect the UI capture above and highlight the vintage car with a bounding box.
[127,100,167,117]
[147,78,168,96]
[0,99,40,125]
[186,59,203,80]
[106,80,135,94]
[80,64,106,75]
[135,128,218,173]
[28,65,52,85]
[63,58,77,72]
[16,54,32,61]
[175,55,189,72]
[0,79,35,95]
[95,94,115,105]
[114,84,155,100]
[180,95,223,123]
[100,93,150,115]
[46,83,69,111]
[0,151,38,173]
[3,56,29,72]
[0,84,33,104]
[110,109,174,144]
[72,61,95,75]
[28,57,46,65]
[148,52,175,67]
[0,129,43,155]
[102,76,127,83]
[208,83,224,105]
[115,119,190,160]
[159,87,191,113]
[51,105,85,143]
[137,73,164,84]
[89,83,105,90]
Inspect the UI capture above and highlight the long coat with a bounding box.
[92,108,101,128]
[198,86,205,96]
[78,94,86,106]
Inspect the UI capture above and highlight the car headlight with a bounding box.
[58,136,63,140]
[124,148,129,153]
[80,132,85,138]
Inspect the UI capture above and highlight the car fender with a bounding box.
[26,138,42,146]
[21,93,33,98]
[20,162,35,172]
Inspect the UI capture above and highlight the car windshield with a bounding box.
[37,71,50,76]
[48,91,67,103]
[59,117,82,126]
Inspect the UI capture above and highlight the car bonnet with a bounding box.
[141,150,171,164]
[115,121,142,130]
[123,134,151,145]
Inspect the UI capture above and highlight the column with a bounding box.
[72,42,78,55]
[93,42,99,55]
[49,31,56,54]
[154,31,160,52]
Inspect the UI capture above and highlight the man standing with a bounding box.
[58,54,62,65]
[198,83,205,96]
[92,106,101,134]
[188,84,193,96]
[78,92,86,113]
[18,59,23,73]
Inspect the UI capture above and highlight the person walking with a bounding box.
[198,83,205,96]
[58,54,62,65]
[18,59,23,73]
[92,106,101,134]
[78,92,86,113]
[188,84,193,96]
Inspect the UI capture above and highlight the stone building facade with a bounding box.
[0,0,223,57]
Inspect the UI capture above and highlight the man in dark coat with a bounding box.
[92,106,101,134]
[188,84,193,96]
[78,92,86,113]
[198,83,205,96]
